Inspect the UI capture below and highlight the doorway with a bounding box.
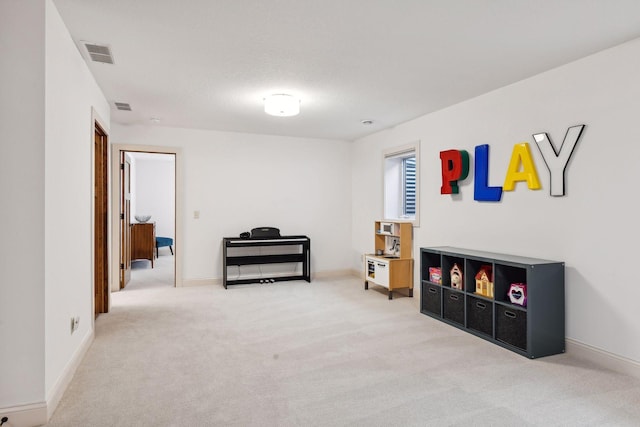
[126,151,176,290]
[110,145,183,292]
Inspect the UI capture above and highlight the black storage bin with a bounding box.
[496,305,527,351]
[421,282,441,316]
[443,288,464,326]
[467,296,493,337]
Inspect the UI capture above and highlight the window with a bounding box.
[383,141,420,226]
[403,156,416,216]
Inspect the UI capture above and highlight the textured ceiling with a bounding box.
[52,0,640,141]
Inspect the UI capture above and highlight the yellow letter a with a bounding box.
[503,143,541,191]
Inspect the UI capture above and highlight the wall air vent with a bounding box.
[83,42,114,64]
[114,102,132,111]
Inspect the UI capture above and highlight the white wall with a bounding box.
[351,38,640,363]
[111,125,352,281]
[44,0,110,406]
[0,0,109,413]
[131,154,175,240]
[0,0,46,408]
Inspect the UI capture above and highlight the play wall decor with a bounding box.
[440,124,585,202]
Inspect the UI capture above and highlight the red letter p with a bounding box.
[440,149,469,194]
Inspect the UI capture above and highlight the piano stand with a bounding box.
[222,235,311,288]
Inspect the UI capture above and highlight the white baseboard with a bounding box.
[0,330,94,427]
[0,402,47,427]
[45,329,95,421]
[183,270,360,287]
[182,278,221,287]
[566,338,640,380]
[313,269,356,280]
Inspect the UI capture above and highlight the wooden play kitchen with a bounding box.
[364,220,413,299]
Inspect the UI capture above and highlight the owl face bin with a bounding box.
[450,263,463,290]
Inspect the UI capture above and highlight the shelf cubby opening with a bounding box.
[421,251,441,284]
[441,255,464,288]
[494,263,528,305]
[465,258,494,297]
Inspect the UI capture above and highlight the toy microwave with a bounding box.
[379,222,395,235]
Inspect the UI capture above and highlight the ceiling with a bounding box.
[52,0,640,141]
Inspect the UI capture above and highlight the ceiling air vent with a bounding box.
[83,42,114,64]
[114,102,132,111]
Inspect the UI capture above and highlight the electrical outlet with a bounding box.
[193,210,200,219]
[70,316,80,334]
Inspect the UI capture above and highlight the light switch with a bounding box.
[194,210,200,219]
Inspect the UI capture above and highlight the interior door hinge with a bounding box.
[120,163,124,170]
[120,263,125,269]
[120,213,124,220]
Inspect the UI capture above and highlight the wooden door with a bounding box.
[94,124,109,315]
[119,152,132,289]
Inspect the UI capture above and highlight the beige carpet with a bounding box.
[46,255,640,426]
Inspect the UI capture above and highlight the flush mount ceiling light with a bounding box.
[264,94,300,117]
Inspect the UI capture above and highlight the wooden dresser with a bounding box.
[131,222,155,267]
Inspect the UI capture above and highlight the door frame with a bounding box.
[93,110,110,315]
[120,152,132,289]
[110,144,183,291]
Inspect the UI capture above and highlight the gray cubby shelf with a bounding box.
[420,246,565,359]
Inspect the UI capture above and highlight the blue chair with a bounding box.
[156,237,174,257]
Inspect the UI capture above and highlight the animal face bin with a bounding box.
[450,263,463,290]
